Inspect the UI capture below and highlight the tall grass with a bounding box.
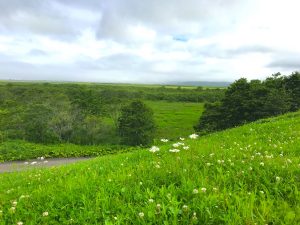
[0,111,299,224]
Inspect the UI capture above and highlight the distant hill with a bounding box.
[165,81,231,87]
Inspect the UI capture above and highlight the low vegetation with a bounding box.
[0,140,138,162]
[0,83,210,145]
[0,101,203,162]
[0,111,299,224]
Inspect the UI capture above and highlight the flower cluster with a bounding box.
[149,146,160,153]
[189,133,199,139]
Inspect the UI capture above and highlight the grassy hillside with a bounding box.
[0,111,299,224]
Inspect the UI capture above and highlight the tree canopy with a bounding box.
[195,72,300,134]
[117,100,156,146]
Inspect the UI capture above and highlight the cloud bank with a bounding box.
[0,0,299,83]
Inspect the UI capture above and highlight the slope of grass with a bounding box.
[146,101,204,140]
[0,111,299,224]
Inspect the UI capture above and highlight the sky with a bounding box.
[0,0,299,83]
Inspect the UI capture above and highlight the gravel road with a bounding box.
[0,157,92,173]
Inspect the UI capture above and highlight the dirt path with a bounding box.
[0,157,92,173]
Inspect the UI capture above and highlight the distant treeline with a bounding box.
[195,72,300,134]
[0,83,223,145]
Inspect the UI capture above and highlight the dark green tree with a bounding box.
[117,100,156,146]
[284,71,300,111]
[195,74,294,134]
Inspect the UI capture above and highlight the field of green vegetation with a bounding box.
[0,100,204,162]
[0,82,221,146]
[0,141,138,162]
[146,101,204,140]
[0,111,299,224]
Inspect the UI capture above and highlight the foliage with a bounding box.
[0,140,137,162]
[0,111,299,224]
[118,100,156,146]
[195,72,299,134]
[0,82,215,145]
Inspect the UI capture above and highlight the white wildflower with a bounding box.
[160,138,169,143]
[173,143,180,148]
[148,199,154,203]
[43,211,49,217]
[169,149,180,153]
[260,162,264,166]
[201,187,207,193]
[138,212,144,218]
[217,160,224,164]
[17,222,23,225]
[193,189,199,194]
[179,137,185,141]
[192,212,198,221]
[182,205,188,211]
[149,146,160,153]
[10,207,16,213]
[276,176,281,182]
[183,146,189,150]
[189,133,199,139]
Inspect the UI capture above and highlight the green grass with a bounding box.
[0,112,300,225]
[0,111,299,224]
[145,101,204,140]
[0,141,139,162]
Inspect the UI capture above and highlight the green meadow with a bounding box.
[145,101,204,140]
[0,111,299,224]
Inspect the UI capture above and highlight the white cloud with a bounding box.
[0,0,299,83]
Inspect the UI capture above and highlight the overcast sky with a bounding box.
[0,0,299,83]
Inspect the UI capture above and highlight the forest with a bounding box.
[0,82,223,145]
[195,72,300,134]
[0,72,299,147]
